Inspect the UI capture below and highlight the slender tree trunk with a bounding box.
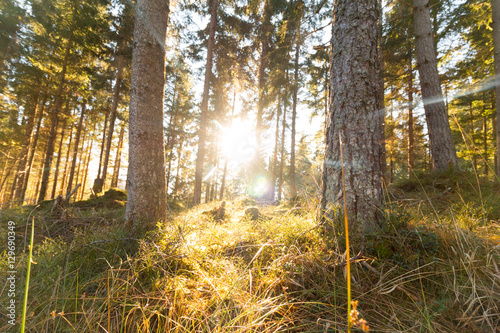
[256,0,271,159]
[79,131,93,201]
[66,101,86,198]
[60,124,74,196]
[193,0,218,205]
[51,99,70,198]
[278,77,288,201]
[378,0,387,183]
[174,137,184,197]
[97,106,109,179]
[38,29,73,203]
[14,89,40,202]
[408,55,415,178]
[492,0,500,178]
[111,121,125,188]
[219,89,236,200]
[290,18,301,198]
[270,91,281,202]
[102,56,124,189]
[413,0,459,172]
[21,87,50,201]
[51,117,66,199]
[126,0,169,224]
[321,0,384,233]
[469,101,477,171]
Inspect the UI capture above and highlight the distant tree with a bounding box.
[126,0,169,225]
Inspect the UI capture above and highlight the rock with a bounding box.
[244,207,261,220]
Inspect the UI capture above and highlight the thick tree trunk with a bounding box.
[193,0,218,205]
[126,0,169,225]
[66,101,86,198]
[38,29,73,203]
[321,0,384,233]
[413,0,459,172]
[102,56,124,189]
[491,0,500,178]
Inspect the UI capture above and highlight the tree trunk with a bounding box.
[193,0,218,205]
[14,89,40,202]
[38,29,73,203]
[60,123,74,196]
[256,0,271,158]
[270,91,281,202]
[219,89,236,200]
[111,121,125,188]
[51,116,66,199]
[79,130,93,201]
[321,0,384,234]
[408,54,415,178]
[491,0,500,178]
[174,137,184,197]
[126,0,169,225]
[102,56,124,190]
[413,0,459,172]
[290,18,301,198]
[66,100,86,198]
[21,86,51,202]
[278,75,288,201]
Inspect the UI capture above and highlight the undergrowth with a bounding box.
[0,176,499,332]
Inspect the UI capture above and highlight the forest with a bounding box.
[0,0,499,332]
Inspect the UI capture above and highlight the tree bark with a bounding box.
[269,91,281,202]
[491,0,500,178]
[126,0,169,225]
[413,0,459,172]
[321,0,384,233]
[193,0,218,205]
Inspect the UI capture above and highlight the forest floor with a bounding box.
[1,171,499,332]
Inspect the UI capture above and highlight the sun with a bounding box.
[220,118,256,165]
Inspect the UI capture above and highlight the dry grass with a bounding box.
[1,184,499,332]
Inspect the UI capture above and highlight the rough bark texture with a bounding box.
[413,0,459,172]
[492,0,500,178]
[321,0,384,233]
[126,0,169,225]
[408,55,414,177]
[193,0,218,205]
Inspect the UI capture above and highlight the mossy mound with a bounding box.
[73,188,127,209]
